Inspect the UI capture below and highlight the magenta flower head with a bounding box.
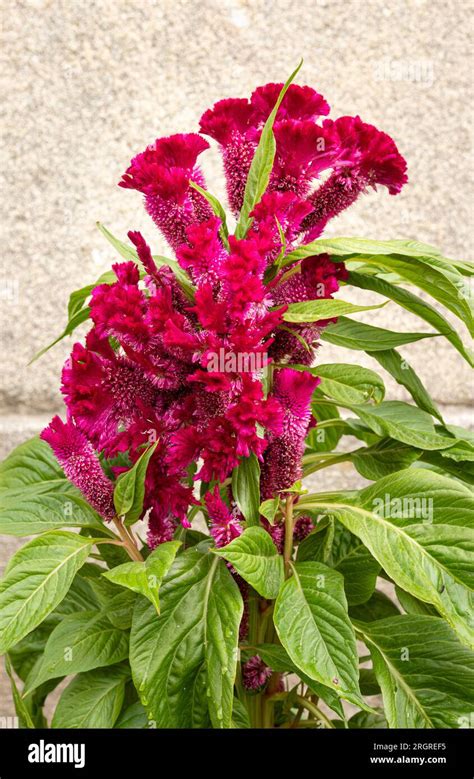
[40,416,115,521]
[303,115,408,238]
[199,83,329,214]
[242,655,273,691]
[40,75,408,556]
[119,133,212,250]
[261,368,320,498]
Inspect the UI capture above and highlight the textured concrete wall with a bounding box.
[0,0,472,715]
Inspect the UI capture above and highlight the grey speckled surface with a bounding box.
[0,0,472,719]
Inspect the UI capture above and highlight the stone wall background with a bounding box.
[0,0,472,717]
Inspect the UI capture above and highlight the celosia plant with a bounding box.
[1,63,473,730]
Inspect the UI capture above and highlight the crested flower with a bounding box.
[40,416,115,520]
[42,78,406,552]
[119,133,212,251]
[200,84,329,215]
[301,116,407,237]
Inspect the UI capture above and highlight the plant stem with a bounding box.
[245,591,263,728]
[294,695,335,728]
[112,516,144,562]
[302,452,351,476]
[283,495,295,577]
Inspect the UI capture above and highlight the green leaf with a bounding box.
[251,642,344,717]
[130,544,243,728]
[421,451,474,486]
[351,439,421,481]
[0,436,67,491]
[356,468,474,528]
[189,182,229,248]
[115,700,149,729]
[370,349,442,421]
[259,497,280,525]
[113,442,158,525]
[231,697,251,728]
[348,709,387,728]
[349,271,474,367]
[235,59,303,239]
[273,561,366,707]
[29,306,91,364]
[51,665,129,728]
[349,591,401,622]
[321,316,439,351]
[103,540,181,613]
[215,527,284,599]
[297,523,380,605]
[347,401,459,451]
[0,491,104,537]
[292,362,385,405]
[357,615,474,727]
[0,531,94,654]
[24,610,129,693]
[231,453,261,526]
[282,236,448,267]
[348,254,473,335]
[300,474,474,647]
[282,299,386,323]
[395,586,439,617]
[285,238,473,328]
[4,656,35,728]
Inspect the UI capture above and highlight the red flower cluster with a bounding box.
[42,80,407,549]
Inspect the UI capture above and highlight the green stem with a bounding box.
[302,452,351,476]
[294,695,335,729]
[245,591,263,728]
[283,496,295,577]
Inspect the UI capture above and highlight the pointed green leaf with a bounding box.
[103,540,181,612]
[0,531,94,654]
[370,349,442,420]
[215,527,284,599]
[130,544,243,728]
[51,665,129,728]
[299,472,474,647]
[292,362,385,405]
[350,439,421,481]
[357,615,474,728]
[283,299,386,323]
[24,610,129,692]
[349,271,474,366]
[347,401,459,451]
[232,453,261,526]
[297,523,380,605]
[113,442,158,525]
[321,316,439,351]
[274,561,366,708]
